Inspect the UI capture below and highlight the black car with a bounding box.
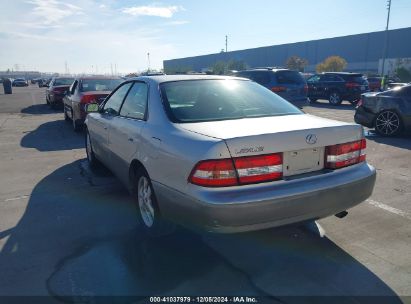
[354,85,411,136]
[235,68,309,108]
[307,72,369,105]
[12,78,28,87]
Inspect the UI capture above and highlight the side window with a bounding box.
[103,82,133,115]
[307,75,320,83]
[320,75,333,82]
[248,72,270,85]
[120,82,148,120]
[69,80,78,95]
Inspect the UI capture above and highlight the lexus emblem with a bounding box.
[306,134,317,145]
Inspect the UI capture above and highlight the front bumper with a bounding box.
[153,162,376,233]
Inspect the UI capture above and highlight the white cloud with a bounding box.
[167,20,189,26]
[26,0,83,25]
[122,5,183,18]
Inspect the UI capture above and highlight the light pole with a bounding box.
[147,52,151,72]
[381,0,392,89]
[225,35,228,53]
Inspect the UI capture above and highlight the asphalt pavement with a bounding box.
[0,86,410,303]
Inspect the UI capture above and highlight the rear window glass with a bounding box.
[343,75,366,83]
[160,79,302,123]
[238,71,271,85]
[80,79,122,92]
[54,78,74,86]
[275,71,305,84]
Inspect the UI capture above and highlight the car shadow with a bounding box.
[20,104,60,115]
[0,160,402,301]
[365,130,411,150]
[308,100,355,110]
[20,119,83,151]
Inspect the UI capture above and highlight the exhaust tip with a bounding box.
[335,211,348,219]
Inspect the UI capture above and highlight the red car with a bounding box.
[46,77,74,108]
[63,77,123,131]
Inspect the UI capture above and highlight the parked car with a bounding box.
[235,68,309,108]
[12,78,28,87]
[366,76,382,92]
[84,75,376,236]
[63,76,122,131]
[307,72,369,105]
[386,82,408,90]
[354,84,411,136]
[46,77,74,109]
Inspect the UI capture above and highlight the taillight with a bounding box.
[345,82,359,88]
[234,154,282,184]
[189,159,237,187]
[325,139,366,169]
[271,86,287,93]
[81,95,97,104]
[189,153,283,187]
[303,84,308,93]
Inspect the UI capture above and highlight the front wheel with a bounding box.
[375,110,402,136]
[85,130,101,169]
[328,91,342,105]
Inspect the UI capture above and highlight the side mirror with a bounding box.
[85,103,99,113]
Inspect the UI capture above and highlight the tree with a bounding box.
[227,59,247,71]
[285,56,308,72]
[211,61,227,75]
[316,56,347,73]
[395,67,411,82]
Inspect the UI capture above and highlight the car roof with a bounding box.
[238,68,291,72]
[76,76,122,80]
[323,72,363,76]
[128,74,249,84]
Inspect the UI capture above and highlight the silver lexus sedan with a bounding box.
[84,75,376,235]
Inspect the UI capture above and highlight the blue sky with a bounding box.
[0,0,410,74]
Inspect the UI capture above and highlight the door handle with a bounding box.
[103,126,107,130]
[128,138,134,142]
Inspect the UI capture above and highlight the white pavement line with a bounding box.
[4,195,29,202]
[367,199,411,221]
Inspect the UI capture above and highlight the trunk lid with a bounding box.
[179,114,363,157]
[81,91,111,104]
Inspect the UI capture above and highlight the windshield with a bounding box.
[160,79,302,123]
[80,79,122,92]
[54,78,74,86]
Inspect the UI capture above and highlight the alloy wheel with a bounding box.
[138,176,155,228]
[375,111,400,136]
[329,92,341,105]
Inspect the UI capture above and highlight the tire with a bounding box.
[133,167,175,237]
[309,98,317,103]
[85,129,101,169]
[64,107,70,122]
[72,111,82,132]
[46,97,50,105]
[374,110,402,137]
[328,91,342,105]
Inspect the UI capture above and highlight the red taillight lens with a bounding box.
[234,154,282,184]
[189,153,283,187]
[303,84,308,93]
[271,86,287,93]
[325,139,366,169]
[189,159,237,187]
[80,95,97,104]
[345,82,359,88]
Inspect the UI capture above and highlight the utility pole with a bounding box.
[225,35,228,52]
[381,0,392,88]
[147,52,151,72]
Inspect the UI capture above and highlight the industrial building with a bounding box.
[163,27,411,75]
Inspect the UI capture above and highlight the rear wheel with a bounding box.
[64,107,69,122]
[133,167,175,237]
[328,91,342,105]
[375,110,402,136]
[309,97,317,103]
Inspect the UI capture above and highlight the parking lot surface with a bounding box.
[0,87,410,302]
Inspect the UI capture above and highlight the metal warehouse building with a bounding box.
[163,27,411,74]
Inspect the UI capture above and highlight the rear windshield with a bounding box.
[54,78,74,86]
[160,79,302,123]
[275,71,305,85]
[80,79,122,92]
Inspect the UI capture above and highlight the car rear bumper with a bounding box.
[354,107,375,128]
[153,162,376,233]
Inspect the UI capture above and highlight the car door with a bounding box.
[89,82,133,165]
[398,86,411,128]
[307,75,321,99]
[64,80,78,119]
[108,81,149,185]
